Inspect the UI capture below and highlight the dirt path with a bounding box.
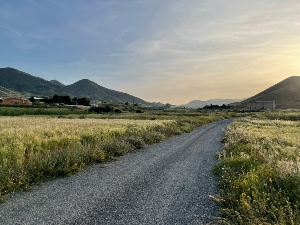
[0,118,234,225]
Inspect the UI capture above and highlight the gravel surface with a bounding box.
[0,118,234,225]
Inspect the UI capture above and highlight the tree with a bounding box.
[53,94,62,103]
[29,96,35,103]
[114,109,122,113]
[89,105,113,113]
[43,97,53,104]
[61,96,71,104]
[78,97,90,106]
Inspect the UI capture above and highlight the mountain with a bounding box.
[0,85,21,97]
[49,80,65,87]
[0,67,149,104]
[0,67,64,96]
[183,98,245,108]
[61,79,148,104]
[241,76,300,107]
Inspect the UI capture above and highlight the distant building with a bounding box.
[2,97,32,105]
[246,100,276,110]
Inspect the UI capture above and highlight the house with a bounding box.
[246,100,276,110]
[2,97,32,105]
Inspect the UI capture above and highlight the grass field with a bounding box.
[0,117,178,197]
[0,106,88,116]
[213,112,300,224]
[0,111,234,200]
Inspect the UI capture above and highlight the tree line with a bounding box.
[202,104,230,109]
[30,94,90,106]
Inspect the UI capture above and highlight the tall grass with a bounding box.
[213,116,300,224]
[0,117,179,198]
[0,106,88,116]
[251,110,300,121]
[68,111,237,132]
[0,112,235,200]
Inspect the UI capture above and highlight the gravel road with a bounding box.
[0,118,234,225]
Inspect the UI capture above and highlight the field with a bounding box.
[213,111,300,224]
[0,111,234,200]
[0,105,89,116]
[0,117,176,197]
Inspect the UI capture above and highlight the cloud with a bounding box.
[1,0,300,104]
[105,0,300,103]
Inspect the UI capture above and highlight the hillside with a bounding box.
[241,76,300,107]
[183,99,244,108]
[62,79,148,104]
[0,86,21,97]
[49,80,65,87]
[0,67,149,104]
[0,67,64,96]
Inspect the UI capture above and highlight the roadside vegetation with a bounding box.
[213,110,300,224]
[0,106,89,116]
[0,117,177,199]
[0,109,236,200]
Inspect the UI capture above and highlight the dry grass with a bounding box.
[213,115,300,224]
[0,112,235,200]
[0,116,177,198]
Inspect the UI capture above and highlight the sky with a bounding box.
[0,0,300,104]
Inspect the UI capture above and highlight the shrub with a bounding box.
[141,131,165,144]
[114,109,122,113]
[124,136,148,149]
[102,140,135,158]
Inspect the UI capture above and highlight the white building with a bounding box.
[246,100,276,110]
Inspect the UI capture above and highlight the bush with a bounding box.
[141,131,165,144]
[114,109,122,113]
[102,140,135,158]
[89,105,113,113]
[124,136,147,149]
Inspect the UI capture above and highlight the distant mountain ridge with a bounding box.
[183,98,245,108]
[241,76,300,107]
[0,67,148,104]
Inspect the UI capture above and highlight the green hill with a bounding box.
[0,86,21,97]
[241,76,300,108]
[0,67,63,96]
[49,80,65,87]
[0,67,149,104]
[61,79,148,104]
